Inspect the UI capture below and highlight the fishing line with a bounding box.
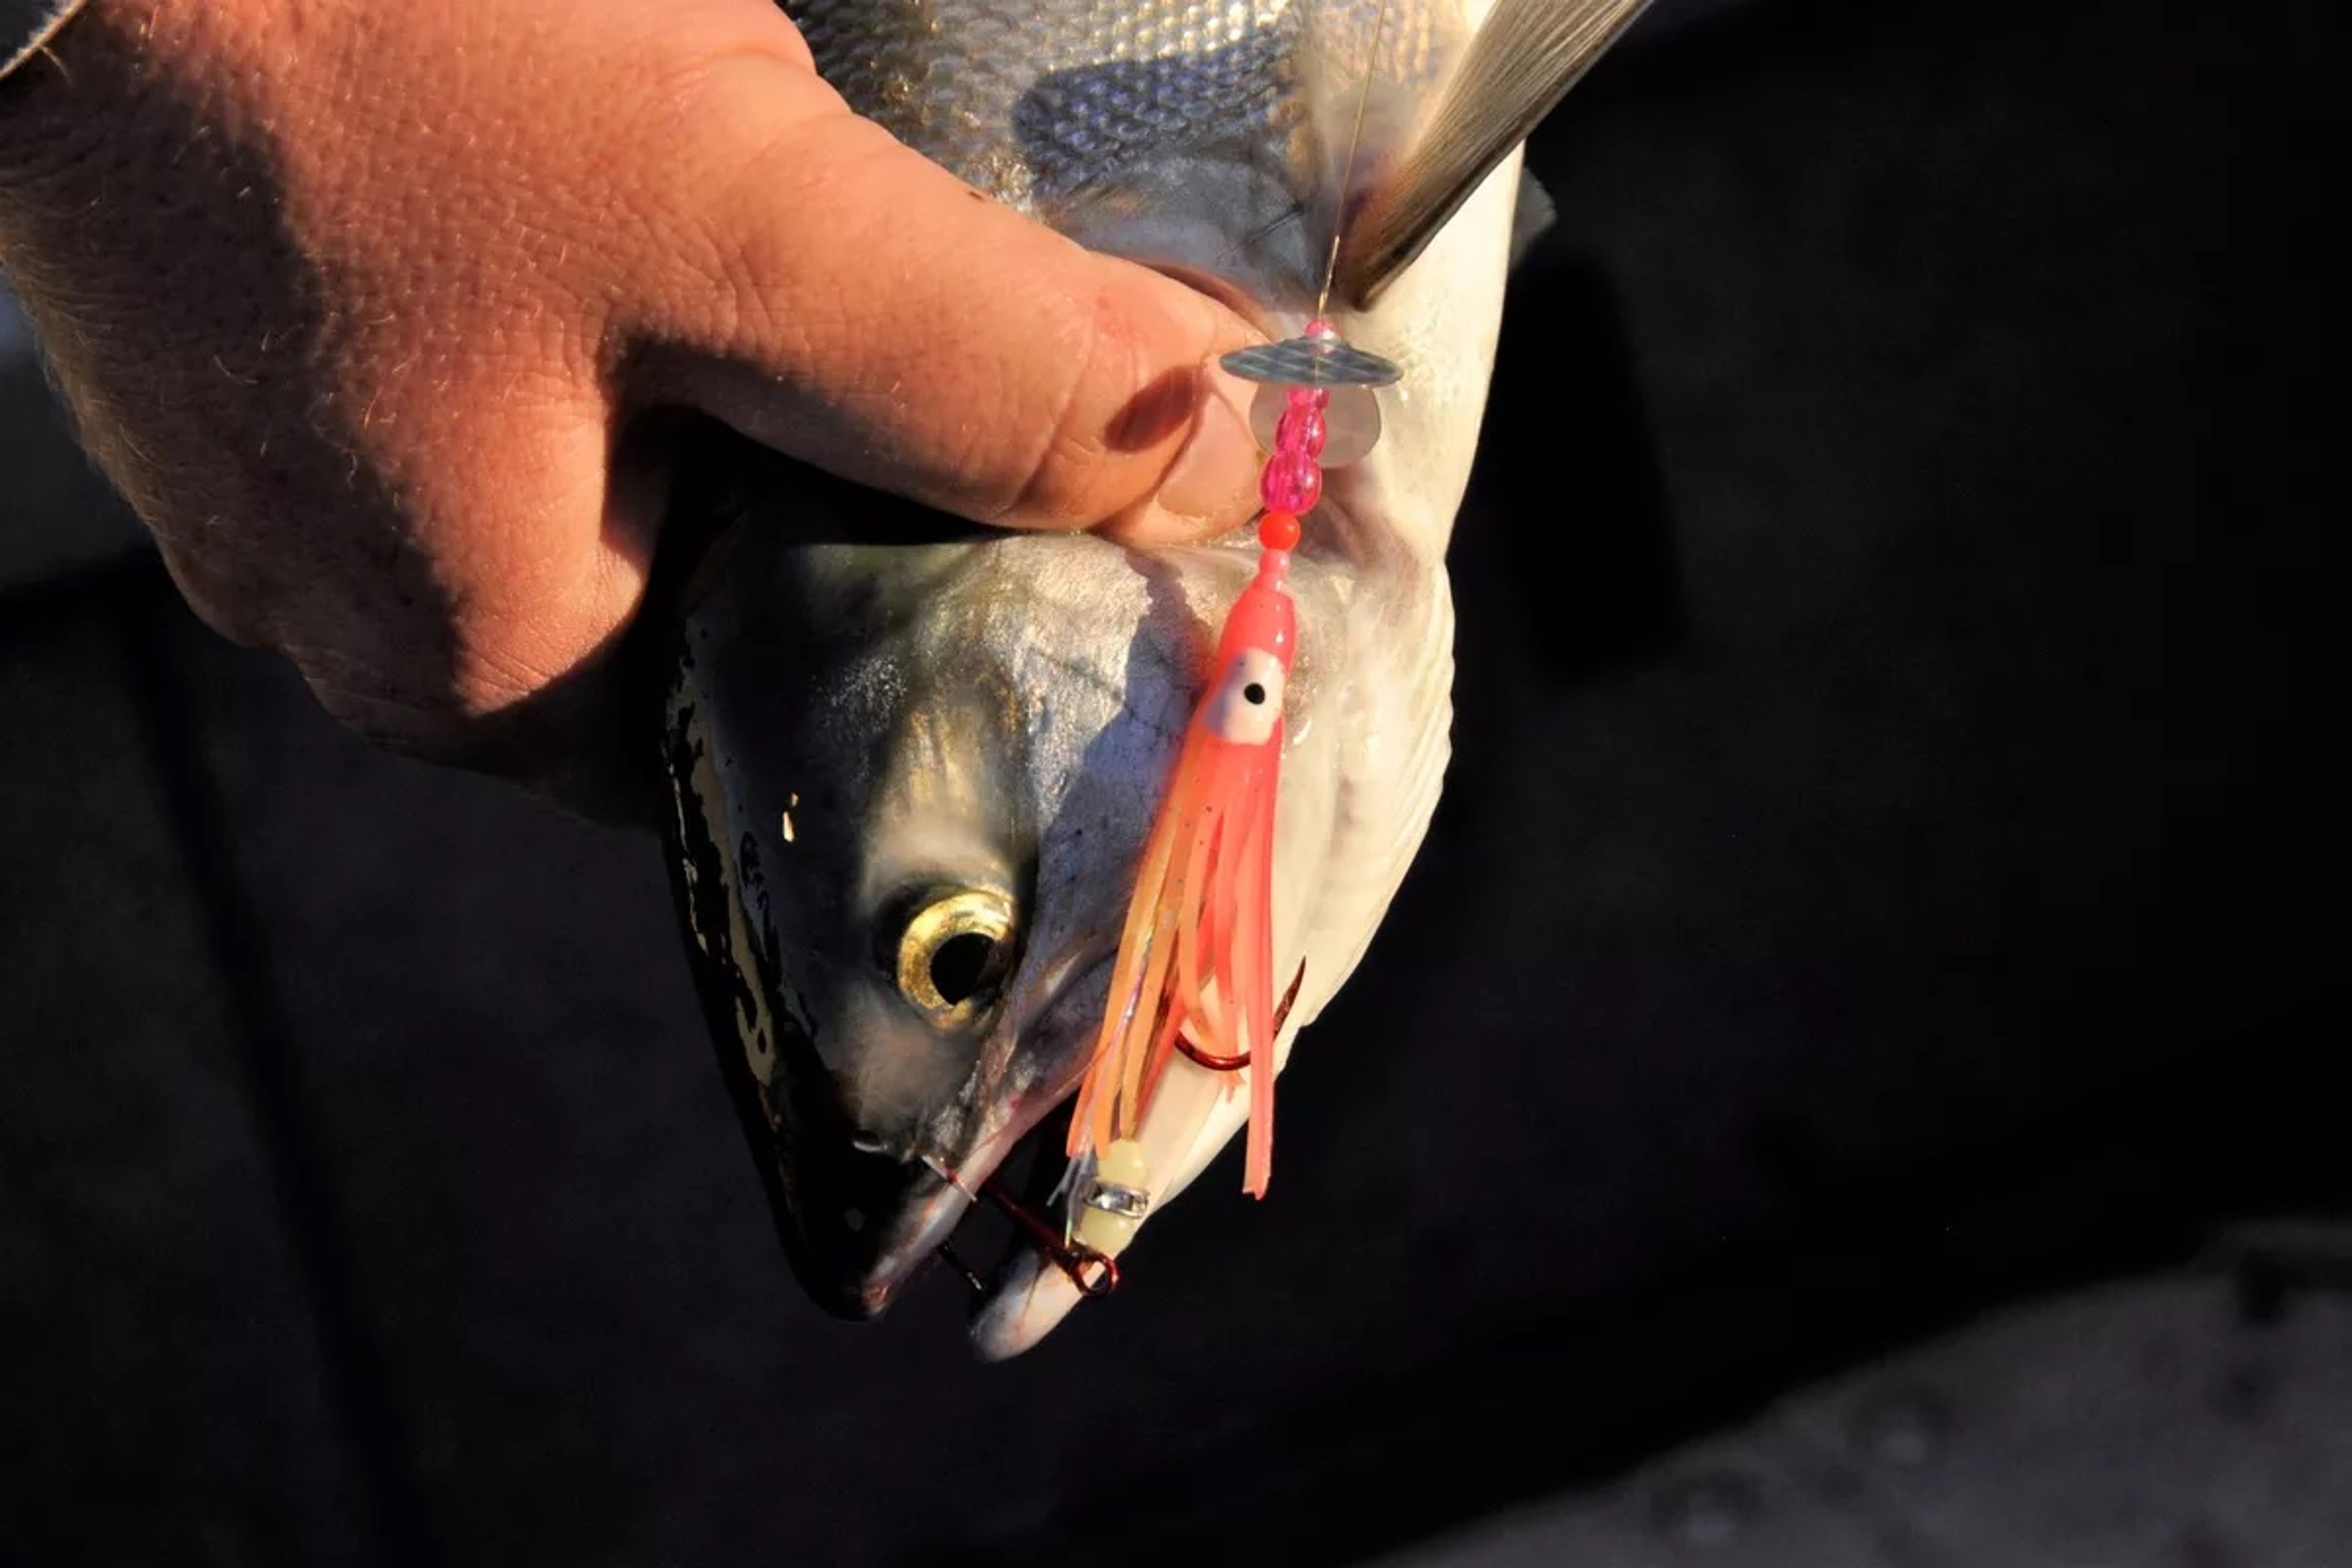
[1316,0,1399,318]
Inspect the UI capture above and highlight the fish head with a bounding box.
[666,508,1253,1319]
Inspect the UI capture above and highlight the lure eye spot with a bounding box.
[1202,649,1286,746]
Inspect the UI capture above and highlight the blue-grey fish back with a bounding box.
[789,0,1303,204]
[785,0,1457,301]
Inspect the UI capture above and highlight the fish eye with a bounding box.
[890,888,1017,1030]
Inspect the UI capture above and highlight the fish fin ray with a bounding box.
[1510,168,1557,270]
[1336,0,1652,304]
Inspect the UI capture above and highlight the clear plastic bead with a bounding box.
[1249,380,1381,467]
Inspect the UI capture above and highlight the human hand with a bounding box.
[0,0,1262,820]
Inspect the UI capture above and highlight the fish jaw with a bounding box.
[794,1147,974,1320]
[801,947,1120,1319]
[973,1245,1087,1360]
[967,1035,1293,1358]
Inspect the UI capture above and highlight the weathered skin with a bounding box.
[661,0,1575,1356]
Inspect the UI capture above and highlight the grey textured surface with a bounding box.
[1368,1272,2352,1568]
[156,617,818,1566]
[0,605,366,1561]
[0,289,151,592]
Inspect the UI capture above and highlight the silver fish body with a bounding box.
[660,0,1649,1355]
[793,0,1454,311]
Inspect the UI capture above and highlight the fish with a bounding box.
[657,0,1651,1358]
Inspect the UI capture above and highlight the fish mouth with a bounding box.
[783,1090,1084,1326]
[794,949,1115,1333]
[771,1125,973,1322]
[948,1094,1093,1323]
[961,1123,1099,1360]
[805,1105,1101,1330]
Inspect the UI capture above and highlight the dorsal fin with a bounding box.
[1333,0,1653,305]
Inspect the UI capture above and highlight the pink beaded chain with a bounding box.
[1254,321,1342,549]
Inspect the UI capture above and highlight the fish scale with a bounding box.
[793,0,1300,213]
[787,0,1449,219]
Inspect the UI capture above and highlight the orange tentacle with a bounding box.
[1237,736,1281,1196]
[1072,774,1185,1158]
[1072,549,1296,1199]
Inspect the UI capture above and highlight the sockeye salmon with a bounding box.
[660,0,1651,1358]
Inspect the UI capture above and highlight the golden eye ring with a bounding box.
[893,888,1016,1030]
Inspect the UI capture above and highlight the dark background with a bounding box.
[1,0,2338,1562]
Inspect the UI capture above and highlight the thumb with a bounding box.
[625,50,1265,546]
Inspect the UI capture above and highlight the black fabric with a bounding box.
[0,0,2332,1561]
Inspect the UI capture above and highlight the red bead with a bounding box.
[1258,509,1301,551]
[1289,384,1331,412]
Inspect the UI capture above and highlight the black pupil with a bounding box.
[1243,682,1267,706]
[930,932,995,1006]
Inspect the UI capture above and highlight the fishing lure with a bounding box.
[1065,322,1399,1257]
[1055,0,1419,1256]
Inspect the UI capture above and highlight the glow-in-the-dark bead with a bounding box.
[1073,1138,1152,1257]
[1258,509,1302,551]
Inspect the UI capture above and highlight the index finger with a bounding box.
[623,50,1267,545]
